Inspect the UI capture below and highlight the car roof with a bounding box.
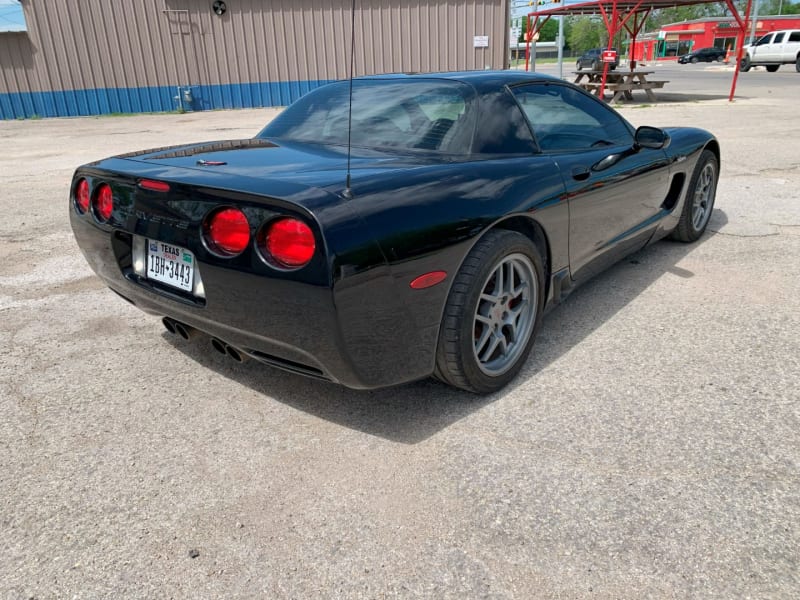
[357,70,561,93]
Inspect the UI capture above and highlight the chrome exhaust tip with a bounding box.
[162,317,177,335]
[173,321,197,341]
[210,337,228,355]
[225,345,248,363]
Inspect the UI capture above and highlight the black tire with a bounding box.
[716,55,723,62]
[740,55,751,72]
[691,56,699,64]
[766,65,779,72]
[670,149,719,243]
[592,59,600,71]
[796,56,800,72]
[576,60,582,70]
[434,230,545,394]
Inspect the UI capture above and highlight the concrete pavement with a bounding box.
[1,82,798,598]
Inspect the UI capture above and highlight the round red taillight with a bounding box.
[261,218,316,268]
[204,208,251,256]
[93,183,114,221]
[75,179,90,213]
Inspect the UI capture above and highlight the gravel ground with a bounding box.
[1,74,799,598]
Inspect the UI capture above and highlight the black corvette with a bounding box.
[70,71,719,393]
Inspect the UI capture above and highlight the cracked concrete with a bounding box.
[1,69,799,598]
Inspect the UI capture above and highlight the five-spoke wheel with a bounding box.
[435,230,544,393]
[691,161,716,232]
[671,149,719,242]
[472,253,537,377]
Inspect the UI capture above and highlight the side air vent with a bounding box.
[661,173,686,211]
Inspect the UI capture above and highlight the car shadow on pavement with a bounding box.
[647,92,737,103]
[165,209,727,444]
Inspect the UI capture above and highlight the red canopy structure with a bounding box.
[525,0,754,101]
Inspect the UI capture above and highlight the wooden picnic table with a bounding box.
[573,69,669,103]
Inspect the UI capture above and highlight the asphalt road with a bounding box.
[1,67,799,598]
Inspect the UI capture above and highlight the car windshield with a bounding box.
[259,79,475,154]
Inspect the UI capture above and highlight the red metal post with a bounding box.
[598,1,622,100]
[623,8,650,70]
[525,15,533,72]
[728,0,753,101]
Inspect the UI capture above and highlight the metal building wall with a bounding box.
[0,0,508,119]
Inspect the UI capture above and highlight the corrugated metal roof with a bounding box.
[528,0,738,17]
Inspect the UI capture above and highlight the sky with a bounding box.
[0,0,26,32]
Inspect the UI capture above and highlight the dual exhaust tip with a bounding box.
[162,317,248,363]
[161,317,196,341]
[209,337,247,363]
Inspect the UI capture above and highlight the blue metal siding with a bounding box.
[0,79,336,119]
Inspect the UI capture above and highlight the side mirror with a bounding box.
[634,126,671,150]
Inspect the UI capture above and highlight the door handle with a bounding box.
[571,166,591,181]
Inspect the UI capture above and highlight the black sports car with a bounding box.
[678,47,727,64]
[70,71,719,393]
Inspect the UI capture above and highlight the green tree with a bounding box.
[568,17,602,53]
[762,0,800,14]
[648,5,726,29]
[518,15,572,44]
[538,19,559,42]
[646,1,800,29]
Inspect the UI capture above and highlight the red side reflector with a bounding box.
[139,179,171,193]
[410,271,447,289]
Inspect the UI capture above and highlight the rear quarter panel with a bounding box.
[332,156,568,367]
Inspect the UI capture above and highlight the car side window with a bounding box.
[790,32,800,42]
[470,89,537,155]
[511,83,632,152]
[774,32,786,43]
[756,34,773,45]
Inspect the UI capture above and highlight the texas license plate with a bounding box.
[147,240,194,292]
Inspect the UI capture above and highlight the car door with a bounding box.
[787,31,800,61]
[767,32,786,61]
[751,33,775,61]
[775,31,800,62]
[511,82,671,282]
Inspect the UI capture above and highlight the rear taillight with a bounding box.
[260,218,316,269]
[75,178,90,213]
[203,208,250,256]
[93,183,114,222]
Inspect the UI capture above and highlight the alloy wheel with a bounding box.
[692,162,716,231]
[472,253,537,376]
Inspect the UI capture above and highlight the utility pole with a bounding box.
[749,0,760,44]
[557,16,564,78]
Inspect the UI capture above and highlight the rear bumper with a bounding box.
[71,212,438,390]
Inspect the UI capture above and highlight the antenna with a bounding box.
[343,0,356,200]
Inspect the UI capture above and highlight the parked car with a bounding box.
[740,29,800,72]
[576,47,619,71]
[70,71,719,393]
[678,47,726,64]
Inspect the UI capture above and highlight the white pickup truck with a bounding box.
[740,29,800,72]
